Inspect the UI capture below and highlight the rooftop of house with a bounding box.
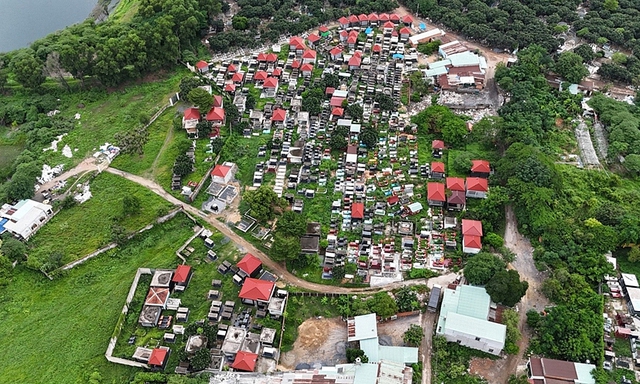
[462,219,483,237]
[427,182,445,202]
[231,351,258,372]
[172,265,191,284]
[237,253,262,275]
[239,278,275,302]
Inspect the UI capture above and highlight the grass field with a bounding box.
[27,171,173,267]
[39,69,187,170]
[0,214,195,384]
[110,0,140,23]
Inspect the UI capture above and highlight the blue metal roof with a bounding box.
[0,218,7,234]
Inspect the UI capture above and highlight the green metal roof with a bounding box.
[378,346,418,364]
[437,285,493,336]
[359,337,379,362]
[444,312,506,343]
[353,363,379,384]
[448,51,481,67]
[424,67,448,77]
[574,362,597,384]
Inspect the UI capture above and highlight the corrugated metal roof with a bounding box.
[353,364,378,384]
[444,312,506,343]
[448,51,481,67]
[437,285,492,336]
[348,313,378,341]
[378,346,418,364]
[424,67,448,77]
[574,362,597,384]
[359,337,379,362]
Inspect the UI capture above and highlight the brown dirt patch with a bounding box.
[279,317,347,370]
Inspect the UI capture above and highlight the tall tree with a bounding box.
[10,50,45,89]
[555,51,589,84]
[485,269,528,307]
[463,252,505,285]
[188,88,213,111]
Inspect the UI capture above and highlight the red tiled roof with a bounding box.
[172,265,191,284]
[390,13,400,22]
[263,77,278,88]
[383,21,395,29]
[237,253,262,275]
[212,164,231,178]
[347,35,357,44]
[463,235,482,249]
[351,202,364,219]
[272,68,282,77]
[339,30,348,37]
[348,55,361,66]
[330,96,345,107]
[326,87,335,95]
[402,15,413,24]
[448,190,466,205]
[446,177,465,191]
[239,278,275,302]
[272,108,286,122]
[257,52,267,61]
[387,195,399,205]
[213,95,223,108]
[206,107,225,122]
[292,59,301,69]
[379,13,389,22]
[373,44,382,53]
[227,64,237,72]
[427,182,445,202]
[431,161,445,173]
[330,47,342,56]
[368,13,379,21]
[471,159,490,173]
[358,14,368,22]
[462,219,483,237]
[145,287,170,306]
[466,177,488,192]
[308,33,321,43]
[400,27,412,36]
[254,71,268,81]
[232,72,244,82]
[301,63,314,72]
[349,15,359,23]
[319,25,329,33]
[183,107,200,121]
[302,50,317,59]
[265,53,278,62]
[338,16,349,25]
[148,348,168,366]
[432,139,445,149]
[196,60,208,69]
[224,83,236,92]
[231,351,258,372]
[332,107,344,116]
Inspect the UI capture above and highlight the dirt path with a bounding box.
[147,123,174,180]
[34,158,102,202]
[105,166,443,293]
[421,311,436,384]
[470,206,549,383]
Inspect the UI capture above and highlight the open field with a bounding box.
[37,70,186,170]
[27,171,173,266]
[0,214,196,384]
[110,0,140,23]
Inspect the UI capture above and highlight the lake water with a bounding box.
[0,0,98,53]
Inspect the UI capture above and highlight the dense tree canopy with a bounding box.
[463,252,505,285]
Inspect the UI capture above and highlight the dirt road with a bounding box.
[420,311,437,384]
[105,166,441,293]
[470,206,549,383]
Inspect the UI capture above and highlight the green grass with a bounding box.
[0,214,196,384]
[110,0,140,23]
[613,337,633,358]
[0,144,23,171]
[110,109,178,177]
[27,171,173,266]
[39,70,186,170]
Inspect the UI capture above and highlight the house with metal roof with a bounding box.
[0,199,54,240]
[436,285,506,355]
[527,357,595,384]
[346,314,418,365]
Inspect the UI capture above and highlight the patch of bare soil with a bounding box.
[278,317,347,370]
[377,314,421,346]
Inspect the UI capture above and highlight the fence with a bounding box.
[188,162,216,202]
[105,267,152,368]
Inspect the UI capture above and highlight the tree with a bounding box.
[484,232,504,249]
[463,253,505,285]
[225,104,239,125]
[486,269,528,307]
[115,127,150,155]
[508,375,530,384]
[452,152,474,174]
[302,96,322,115]
[403,324,424,346]
[374,93,395,111]
[395,286,420,312]
[189,348,211,371]
[179,76,203,99]
[243,186,283,222]
[502,308,521,354]
[196,121,212,138]
[441,117,468,148]
[271,234,301,263]
[232,15,248,30]
[346,104,363,121]
[187,88,213,111]
[122,195,141,216]
[10,50,45,89]
[368,292,398,318]
[624,154,640,176]
[555,52,589,84]
[329,132,347,151]
[573,44,595,63]
[360,126,379,149]
[629,246,640,263]
[276,211,307,237]
[245,93,256,110]
[1,238,26,261]
[173,153,193,178]
[604,0,619,11]
[346,348,369,363]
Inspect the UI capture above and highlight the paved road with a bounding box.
[105,166,438,293]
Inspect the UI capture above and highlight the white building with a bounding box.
[211,162,238,184]
[436,285,506,355]
[0,199,53,240]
